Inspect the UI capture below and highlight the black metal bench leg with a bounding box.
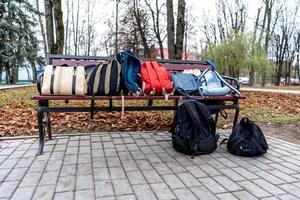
[90,99,95,119]
[37,107,44,156]
[46,112,52,140]
[233,105,240,128]
[173,100,178,118]
[214,111,219,133]
[148,99,153,106]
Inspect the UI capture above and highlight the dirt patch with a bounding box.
[259,121,300,144]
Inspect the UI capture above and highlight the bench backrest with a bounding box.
[47,54,212,71]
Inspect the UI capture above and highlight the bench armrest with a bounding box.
[221,76,240,91]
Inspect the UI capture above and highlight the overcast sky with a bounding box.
[72,0,263,54]
[35,0,300,56]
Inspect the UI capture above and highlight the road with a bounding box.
[0,84,35,90]
[241,87,300,95]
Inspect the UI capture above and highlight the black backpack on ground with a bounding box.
[171,101,219,155]
[226,117,268,156]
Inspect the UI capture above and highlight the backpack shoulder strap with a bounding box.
[144,61,156,94]
[194,102,216,135]
[151,61,167,93]
[213,71,242,96]
[183,101,201,128]
[205,60,241,97]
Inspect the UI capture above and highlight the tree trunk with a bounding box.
[258,0,268,44]
[87,0,91,56]
[261,71,267,87]
[31,61,37,83]
[44,0,54,53]
[75,0,79,55]
[115,0,120,54]
[155,0,164,59]
[184,8,188,60]
[175,0,186,59]
[0,66,2,83]
[249,67,255,86]
[158,40,164,59]
[12,67,18,84]
[53,0,64,54]
[36,0,48,57]
[72,0,80,55]
[145,0,164,59]
[297,54,300,81]
[64,0,70,54]
[5,64,11,84]
[44,0,64,54]
[249,8,261,86]
[276,61,283,85]
[166,0,175,59]
[264,5,272,51]
[133,0,150,57]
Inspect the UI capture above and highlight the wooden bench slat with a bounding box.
[164,63,210,71]
[32,95,245,101]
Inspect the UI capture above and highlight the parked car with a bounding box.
[239,77,249,85]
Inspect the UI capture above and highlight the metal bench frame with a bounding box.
[32,54,245,155]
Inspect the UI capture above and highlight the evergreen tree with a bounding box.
[0,0,42,83]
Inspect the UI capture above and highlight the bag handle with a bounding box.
[205,61,242,97]
[183,101,202,129]
[152,61,169,95]
[214,71,242,96]
[194,102,216,135]
[50,65,56,94]
[72,66,77,95]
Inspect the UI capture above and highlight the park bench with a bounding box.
[32,54,245,155]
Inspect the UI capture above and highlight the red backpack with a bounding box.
[141,61,174,95]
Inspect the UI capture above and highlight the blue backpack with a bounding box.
[172,60,241,97]
[198,61,241,96]
[118,50,142,95]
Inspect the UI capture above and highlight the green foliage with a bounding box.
[202,32,270,78]
[0,0,42,82]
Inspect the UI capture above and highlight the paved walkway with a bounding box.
[241,87,300,95]
[0,131,300,200]
[0,84,34,91]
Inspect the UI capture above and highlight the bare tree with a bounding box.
[166,0,186,59]
[44,0,64,54]
[201,0,247,45]
[44,0,54,52]
[272,3,299,85]
[144,0,165,58]
[166,0,175,58]
[36,0,47,57]
[175,0,186,59]
[64,0,70,54]
[132,0,151,57]
[72,0,80,55]
[296,32,300,81]
[115,0,120,54]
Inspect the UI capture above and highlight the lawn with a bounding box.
[1,86,300,137]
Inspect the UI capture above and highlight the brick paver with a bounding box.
[0,131,300,199]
